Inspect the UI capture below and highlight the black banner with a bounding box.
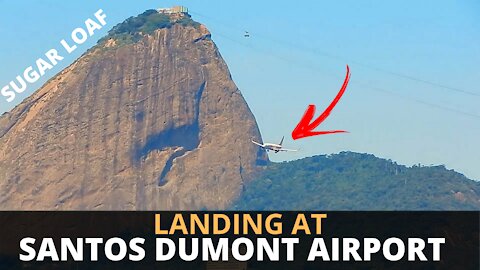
[0,211,478,269]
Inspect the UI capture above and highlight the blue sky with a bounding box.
[1,1,479,179]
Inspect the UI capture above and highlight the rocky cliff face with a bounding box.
[0,11,267,210]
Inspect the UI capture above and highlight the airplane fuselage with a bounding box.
[263,143,282,152]
[251,137,296,153]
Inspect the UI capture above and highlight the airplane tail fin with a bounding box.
[279,136,284,146]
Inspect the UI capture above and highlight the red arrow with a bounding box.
[292,65,351,140]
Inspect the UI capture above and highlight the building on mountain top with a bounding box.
[157,6,189,15]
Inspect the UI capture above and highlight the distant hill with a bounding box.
[232,152,480,210]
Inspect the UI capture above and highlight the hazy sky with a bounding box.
[1,1,479,179]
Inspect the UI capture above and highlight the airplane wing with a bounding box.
[278,148,298,152]
[251,140,265,148]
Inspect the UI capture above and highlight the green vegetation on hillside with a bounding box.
[97,9,200,46]
[233,152,480,210]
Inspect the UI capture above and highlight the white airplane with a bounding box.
[251,136,298,153]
